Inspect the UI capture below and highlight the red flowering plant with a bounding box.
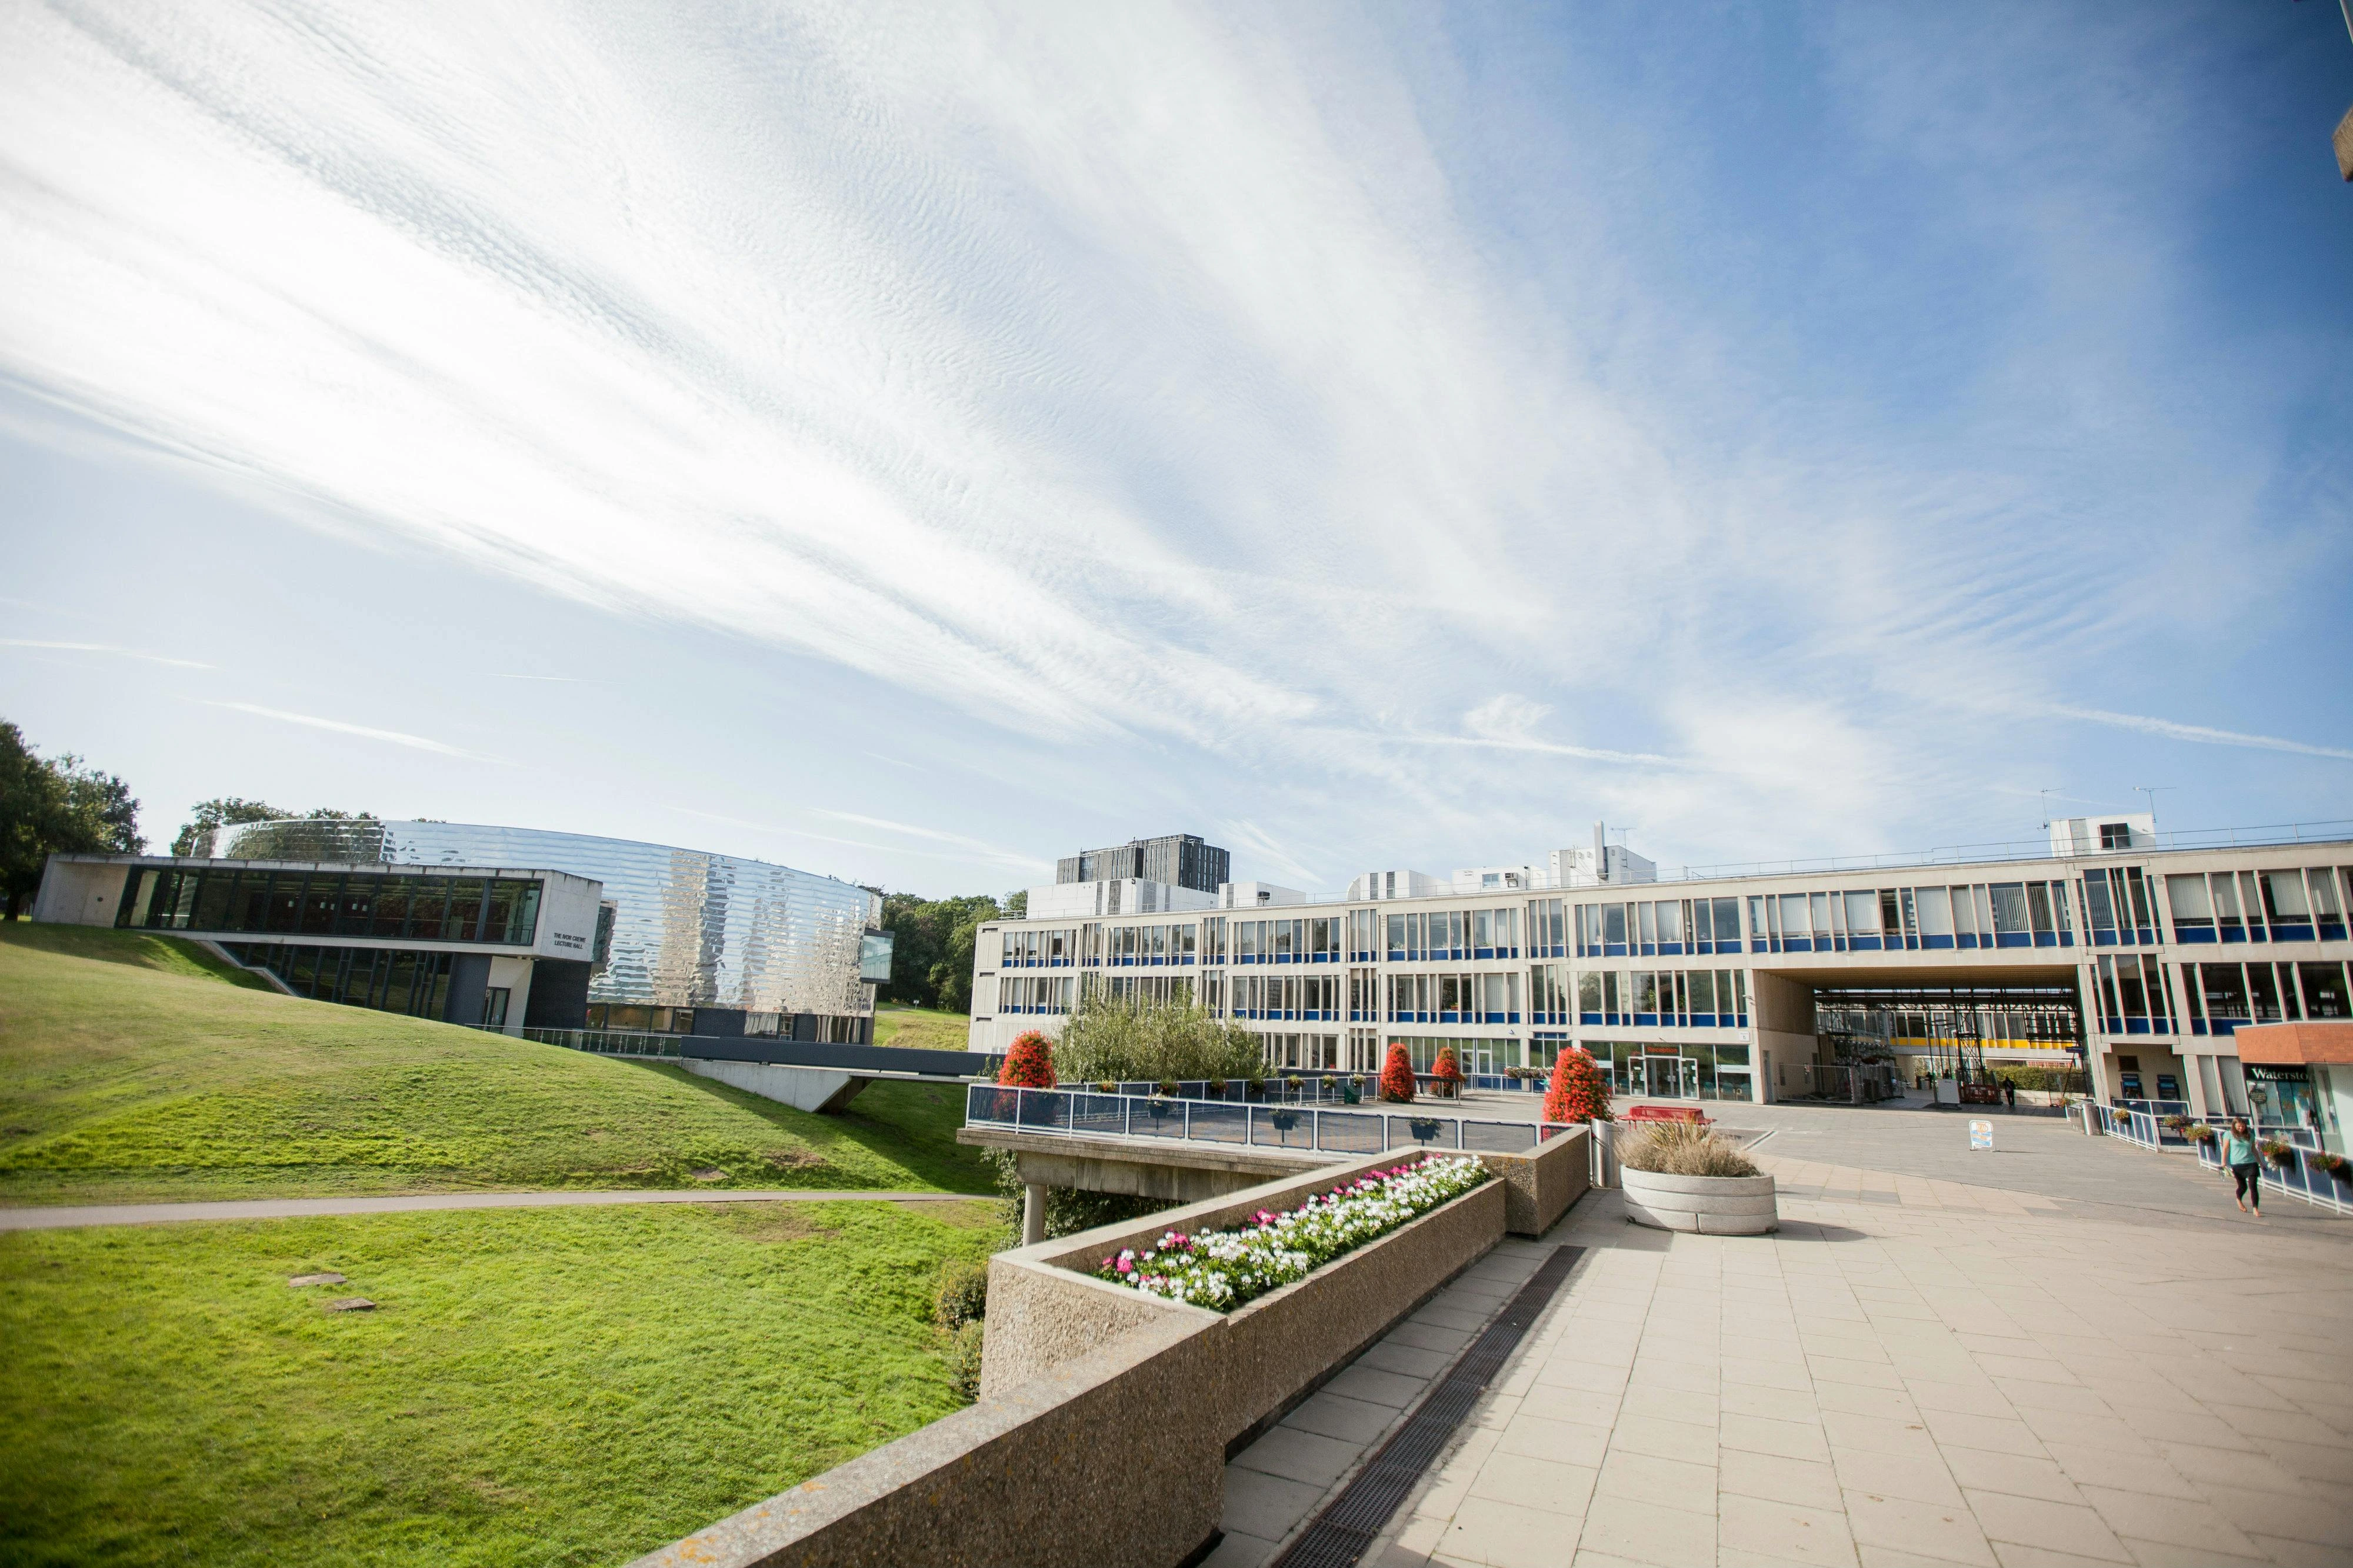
[1378,1042,1417,1104]
[1543,1045,1611,1124]
[996,1029,1057,1089]
[1431,1045,1463,1099]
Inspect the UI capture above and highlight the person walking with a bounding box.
[2000,1077,2018,1112]
[2219,1116,2264,1218]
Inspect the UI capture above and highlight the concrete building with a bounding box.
[38,818,893,1041]
[1056,833,1229,894]
[966,817,2353,1146]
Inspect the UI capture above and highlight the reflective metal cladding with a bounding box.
[217,820,881,1016]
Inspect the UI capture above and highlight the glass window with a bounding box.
[481,881,519,945]
[372,878,411,939]
[1655,901,1684,945]
[2027,883,2054,936]
[1604,905,1628,945]
[1989,884,2029,935]
[2212,874,2243,925]
[2301,963,2351,1019]
[408,880,449,941]
[1843,890,1878,933]
[1915,886,1954,939]
[445,880,484,942]
[1689,970,1717,1014]
[2081,874,2115,933]
[1578,972,1601,1013]
[1635,973,1659,1014]
[1778,894,1809,938]
[191,871,238,932]
[2167,874,2214,928]
[264,874,304,934]
[2261,872,2311,921]
[1811,893,1832,938]
[2199,963,2249,1019]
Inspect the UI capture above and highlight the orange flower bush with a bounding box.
[1431,1044,1462,1097]
[1543,1045,1611,1123]
[1378,1042,1417,1104]
[997,1029,1057,1089]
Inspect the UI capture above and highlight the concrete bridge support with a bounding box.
[685,1057,872,1115]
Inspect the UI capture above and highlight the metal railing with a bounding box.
[966,1084,1577,1157]
[528,1027,685,1058]
[2195,1133,2349,1216]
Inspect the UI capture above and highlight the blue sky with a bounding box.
[2,2,2349,897]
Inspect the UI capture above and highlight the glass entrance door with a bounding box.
[1644,1054,1682,1099]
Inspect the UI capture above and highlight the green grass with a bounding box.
[872,1002,973,1052]
[0,1198,1004,1567]
[0,927,992,1205]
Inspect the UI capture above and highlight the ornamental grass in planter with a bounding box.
[1618,1123,1777,1236]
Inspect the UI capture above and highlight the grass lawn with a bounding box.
[0,926,993,1205]
[871,1002,972,1052]
[0,1197,1003,1567]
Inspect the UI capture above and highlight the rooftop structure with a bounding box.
[1056,833,1229,894]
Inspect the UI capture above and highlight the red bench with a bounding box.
[1622,1105,1711,1126]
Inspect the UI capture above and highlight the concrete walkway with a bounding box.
[0,1187,988,1231]
[1219,1114,2352,1567]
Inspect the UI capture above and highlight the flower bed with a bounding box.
[1091,1155,1489,1312]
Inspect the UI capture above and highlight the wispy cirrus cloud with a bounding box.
[2,2,2344,883]
[2052,707,2353,765]
[202,701,492,760]
[1,639,211,669]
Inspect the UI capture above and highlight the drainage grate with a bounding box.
[1268,1245,1585,1568]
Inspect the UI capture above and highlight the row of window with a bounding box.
[989,861,2353,979]
[2165,868,2348,944]
[1577,969,1752,1029]
[222,942,458,1021]
[120,866,543,947]
[1384,971,1522,1025]
[2185,960,2353,1034]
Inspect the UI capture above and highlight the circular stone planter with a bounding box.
[1621,1167,1778,1235]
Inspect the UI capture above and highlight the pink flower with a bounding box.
[1116,1257,1135,1274]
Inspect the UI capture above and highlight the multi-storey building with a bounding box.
[1056,834,1229,895]
[968,816,2353,1143]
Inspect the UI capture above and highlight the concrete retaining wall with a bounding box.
[632,1149,1541,1568]
[1477,1125,1589,1237]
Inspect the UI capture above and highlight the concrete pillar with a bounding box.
[1592,1120,1618,1189]
[1022,1183,1047,1246]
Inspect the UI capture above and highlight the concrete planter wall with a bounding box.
[634,1151,1523,1568]
[1621,1166,1777,1235]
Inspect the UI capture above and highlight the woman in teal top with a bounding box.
[2219,1117,2263,1217]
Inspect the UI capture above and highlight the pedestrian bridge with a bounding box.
[526,1029,994,1113]
[956,1083,1594,1242]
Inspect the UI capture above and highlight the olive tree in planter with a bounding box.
[1618,1122,1777,1236]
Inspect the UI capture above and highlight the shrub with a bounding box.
[997,1029,1056,1089]
[1431,1045,1462,1096]
[944,1320,985,1402]
[1379,1043,1417,1104]
[934,1257,989,1331]
[1050,992,1265,1086]
[1543,1045,1612,1124]
[1618,1122,1759,1178]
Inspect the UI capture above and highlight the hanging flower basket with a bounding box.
[2258,1137,2295,1169]
[1270,1108,1299,1134]
[1408,1116,1441,1143]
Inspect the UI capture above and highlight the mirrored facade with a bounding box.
[219,820,882,1020]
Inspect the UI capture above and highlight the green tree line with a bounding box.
[878,889,1025,1012]
[1,722,142,918]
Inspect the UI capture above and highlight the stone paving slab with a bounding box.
[1216,1098,2353,1568]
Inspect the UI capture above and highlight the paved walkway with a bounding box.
[0,1188,985,1230]
[1216,1117,2352,1567]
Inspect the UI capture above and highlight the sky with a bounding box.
[2,1,2350,899]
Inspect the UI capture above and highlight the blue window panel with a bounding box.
[1581,1012,1602,1025]
[2032,933,2055,948]
[1635,1013,1658,1027]
[1780,938,1809,953]
[2093,931,2117,947]
[2274,923,2315,943]
[2211,1017,2240,1035]
[2191,1019,2209,1035]
[2058,933,2072,948]
[2176,928,2216,944]
[1657,942,1682,956]
[1922,935,1954,950]
[1850,936,1882,952]
[2319,921,2347,941]
[1996,932,2032,949]
[1605,943,1627,957]
[2221,929,2247,944]
[2125,1017,2151,1034]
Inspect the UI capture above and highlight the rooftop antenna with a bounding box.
[2134,785,2174,834]
[2038,788,2061,829]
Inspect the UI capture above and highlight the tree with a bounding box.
[1379,1042,1417,1104]
[1050,990,1265,1086]
[877,892,1007,1010]
[997,1029,1056,1088]
[1544,1045,1612,1125]
[169,800,372,858]
[0,722,143,918]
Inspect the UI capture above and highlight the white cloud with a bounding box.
[2052,707,2353,765]
[0,640,211,669]
[202,701,490,760]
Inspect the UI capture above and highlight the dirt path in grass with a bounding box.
[0,1189,991,1231]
